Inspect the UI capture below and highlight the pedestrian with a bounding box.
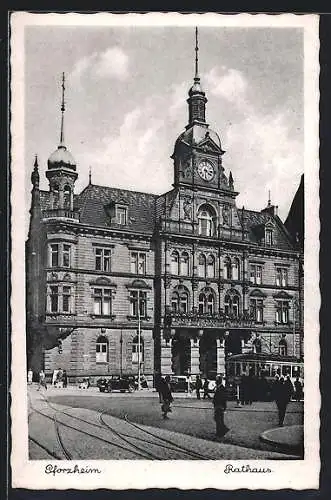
[62,369,68,388]
[56,368,64,388]
[52,369,59,386]
[155,373,163,403]
[27,368,33,385]
[195,375,202,400]
[203,378,211,399]
[38,370,47,391]
[213,376,229,439]
[285,374,294,401]
[294,376,303,401]
[159,375,173,419]
[273,376,292,426]
[240,372,248,405]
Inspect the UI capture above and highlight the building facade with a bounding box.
[26,50,304,385]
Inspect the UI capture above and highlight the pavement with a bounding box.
[28,384,303,460]
[260,425,304,455]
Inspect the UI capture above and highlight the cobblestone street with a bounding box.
[28,385,303,460]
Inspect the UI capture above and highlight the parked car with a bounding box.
[97,375,137,393]
[169,375,194,393]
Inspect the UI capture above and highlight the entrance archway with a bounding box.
[199,334,217,379]
[171,335,190,375]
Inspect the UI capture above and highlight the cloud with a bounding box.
[205,66,248,104]
[70,46,129,83]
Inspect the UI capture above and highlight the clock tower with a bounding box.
[172,28,235,195]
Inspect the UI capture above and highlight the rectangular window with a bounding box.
[275,301,289,324]
[50,285,59,312]
[62,286,71,313]
[62,244,71,268]
[276,267,288,287]
[92,288,112,316]
[265,229,273,246]
[49,243,72,268]
[96,343,108,363]
[95,248,111,272]
[250,298,263,323]
[117,207,127,225]
[129,290,147,317]
[250,264,262,285]
[131,252,146,275]
[130,253,138,273]
[50,244,59,267]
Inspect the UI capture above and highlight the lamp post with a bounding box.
[137,293,142,391]
[292,297,297,357]
[120,330,123,378]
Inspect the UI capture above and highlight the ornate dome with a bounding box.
[188,80,205,97]
[48,145,76,170]
[175,123,222,150]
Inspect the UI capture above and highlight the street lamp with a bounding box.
[137,294,142,391]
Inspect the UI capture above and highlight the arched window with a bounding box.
[52,183,59,209]
[198,293,206,314]
[179,292,188,313]
[170,251,180,275]
[224,257,232,280]
[198,288,215,314]
[198,254,206,278]
[171,287,189,313]
[96,335,108,363]
[181,252,189,276]
[132,335,144,364]
[171,292,179,312]
[63,185,71,210]
[232,258,240,280]
[198,204,216,237]
[224,292,240,318]
[207,254,215,278]
[207,293,215,314]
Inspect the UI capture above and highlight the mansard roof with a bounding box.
[39,184,295,250]
[239,209,294,251]
[40,184,157,234]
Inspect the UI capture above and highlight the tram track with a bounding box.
[31,393,212,459]
[29,396,158,459]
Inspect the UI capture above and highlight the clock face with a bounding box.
[197,160,215,181]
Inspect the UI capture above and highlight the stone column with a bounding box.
[216,338,225,377]
[190,336,200,375]
[160,329,174,375]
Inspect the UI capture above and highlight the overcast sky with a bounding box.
[24,24,304,222]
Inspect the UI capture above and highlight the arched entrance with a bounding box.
[199,333,217,379]
[171,334,190,375]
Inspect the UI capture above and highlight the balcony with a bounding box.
[43,208,80,221]
[164,311,257,329]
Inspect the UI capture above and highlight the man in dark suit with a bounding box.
[213,376,229,438]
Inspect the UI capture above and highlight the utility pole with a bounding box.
[292,297,296,357]
[120,330,123,377]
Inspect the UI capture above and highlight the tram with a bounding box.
[225,352,304,401]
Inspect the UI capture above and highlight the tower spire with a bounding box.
[195,26,199,80]
[268,189,271,207]
[187,27,207,127]
[60,72,65,147]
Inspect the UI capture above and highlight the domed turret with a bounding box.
[45,73,78,216]
[48,145,76,170]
